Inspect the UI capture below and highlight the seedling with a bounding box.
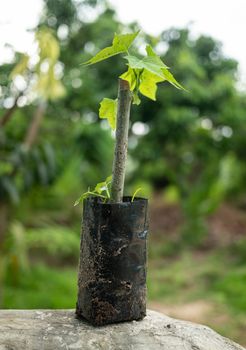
[76,31,185,325]
[75,31,184,205]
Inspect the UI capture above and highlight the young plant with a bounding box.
[75,31,185,205]
[74,176,112,206]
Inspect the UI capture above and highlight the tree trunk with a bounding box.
[111,79,132,203]
[24,101,46,150]
[0,98,18,127]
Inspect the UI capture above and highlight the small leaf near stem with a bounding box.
[82,31,139,65]
[131,188,142,202]
[74,176,112,206]
[99,98,117,130]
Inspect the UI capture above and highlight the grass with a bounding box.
[147,246,246,346]
[148,246,246,315]
[3,264,77,309]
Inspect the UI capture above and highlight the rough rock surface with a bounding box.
[0,309,244,350]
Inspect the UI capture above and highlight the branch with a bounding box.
[5,101,47,180]
[0,96,19,127]
[23,101,46,150]
[111,79,132,202]
[0,84,29,128]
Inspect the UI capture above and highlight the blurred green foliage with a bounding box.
[1,0,245,233]
[0,0,246,345]
[4,264,77,309]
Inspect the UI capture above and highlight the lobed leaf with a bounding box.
[124,45,167,79]
[124,45,186,98]
[120,67,138,90]
[124,55,165,79]
[145,45,168,68]
[120,67,142,104]
[139,69,164,100]
[162,68,186,90]
[99,98,117,130]
[74,175,112,206]
[83,31,139,65]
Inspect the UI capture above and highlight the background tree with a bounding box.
[131,28,246,243]
[0,28,65,246]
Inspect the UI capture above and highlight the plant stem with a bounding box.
[111,79,132,203]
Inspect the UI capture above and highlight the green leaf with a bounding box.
[145,45,168,68]
[124,55,166,79]
[99,98,117,130]
[105,175,112,183]
[120,67,137,90]
[145,45,156,57]
[74,193,86,206]
[74,189,106,206]
[162,68,186,90]
[124,44,167,79]
[94,175,112,197]
[131,188,142,202]
[120,67,141,104]
[74,175,112,206]
[83,31,139,65]
[132,91,141,105]
[120,62,165,101]
[94,181,108,194]
[139,69,164,100]
[124,44,185,98]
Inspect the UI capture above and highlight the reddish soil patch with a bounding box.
[148,300,214,324]
[149,196,182,236]
[149,194,246,246]
[208,204,246,246]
